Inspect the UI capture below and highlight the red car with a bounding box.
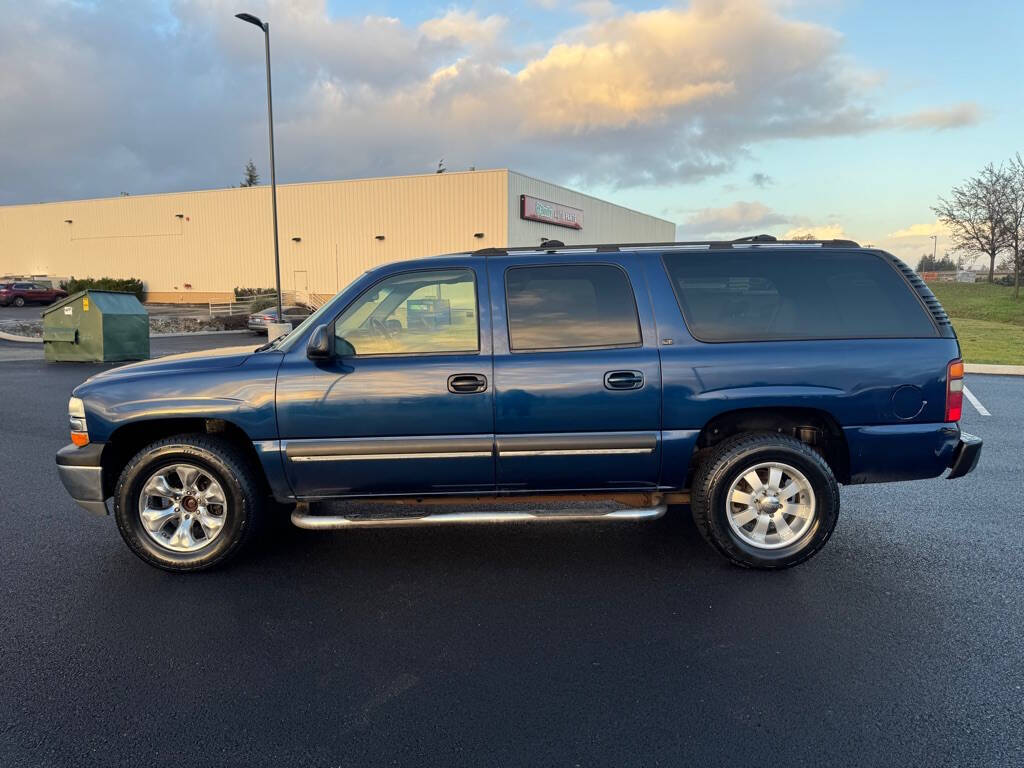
[0,281,68,307]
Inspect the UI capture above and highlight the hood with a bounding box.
[82,344,261,384]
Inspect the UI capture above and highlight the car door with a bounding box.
[275,264,495,498]
[14,283,35,302]
[488,255,662,491]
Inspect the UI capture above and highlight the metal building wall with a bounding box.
[0,170,509,302]
[507,171,676,247]
[1,169,677,304]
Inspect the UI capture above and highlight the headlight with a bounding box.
[68,397,89,446]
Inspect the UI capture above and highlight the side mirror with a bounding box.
[306,324,332,360]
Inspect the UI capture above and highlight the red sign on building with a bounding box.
[520,195,583,230]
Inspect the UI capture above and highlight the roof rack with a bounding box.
[472,234,862,257]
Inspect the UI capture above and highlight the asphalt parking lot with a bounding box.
[0,336,1021,767]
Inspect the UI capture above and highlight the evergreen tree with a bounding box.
[240,159,260,187]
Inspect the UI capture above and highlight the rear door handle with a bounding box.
[604,370,644,390]
[448,373,488,394]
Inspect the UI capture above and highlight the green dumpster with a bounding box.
[42,290,150,362]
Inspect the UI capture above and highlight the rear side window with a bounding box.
[663,251,938,342]
[505,264,641,351]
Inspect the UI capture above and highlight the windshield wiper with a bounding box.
[255,329,290,352]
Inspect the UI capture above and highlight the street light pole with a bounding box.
[930,235,938,263]
[236,12,283,322]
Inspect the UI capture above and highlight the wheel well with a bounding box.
[694,408,850,484]
[100,418,266,498]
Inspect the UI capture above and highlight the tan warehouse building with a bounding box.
[0,169,676,304]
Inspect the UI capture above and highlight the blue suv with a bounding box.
[56,237,982,571]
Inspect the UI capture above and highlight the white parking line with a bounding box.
[963,386,990,416]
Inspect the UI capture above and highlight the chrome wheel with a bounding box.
[726,461,816,550]
[137,463,227,553]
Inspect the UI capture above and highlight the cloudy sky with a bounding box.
[1,0,1021,263]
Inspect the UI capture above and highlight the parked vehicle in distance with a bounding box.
[55,236,982,572]
[247,304,312,333]
[0,281,68,307]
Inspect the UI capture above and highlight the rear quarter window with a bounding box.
[662,250,939,342]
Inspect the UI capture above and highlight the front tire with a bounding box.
[691,433,839,569]
[114,435,266,572]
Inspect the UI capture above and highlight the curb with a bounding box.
[965,363,1024,376]
[0,330,43,344]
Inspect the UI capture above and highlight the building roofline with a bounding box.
[508,169,676,227]
[0,168,511,210]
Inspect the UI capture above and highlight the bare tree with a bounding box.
[1004,153,1024,298]
[933,163,1009,283]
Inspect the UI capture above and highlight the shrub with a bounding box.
[220,314,250,330]
[234,287,276,299]
[60,276,145,301]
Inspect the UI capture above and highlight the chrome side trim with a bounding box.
[291,501,667,529]
[292,451,493,462]
[496,431,657,456]
[284,434,493,460]
[499,448,652,457]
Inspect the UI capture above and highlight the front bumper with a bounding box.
[947,432,982,480]
[55,442,108,515]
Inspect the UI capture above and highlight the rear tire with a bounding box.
[691,432,839,569]
[13,296,25,307]
[113,434,266,572]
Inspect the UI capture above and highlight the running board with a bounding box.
[290,499,667,530]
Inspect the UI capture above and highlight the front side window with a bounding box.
[663,251,938,342]
[334,269,478,356]
[505,264,642,351]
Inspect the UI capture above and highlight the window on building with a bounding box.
[334,269,478,355]
[505,264,642,351]
[662,251,938,342]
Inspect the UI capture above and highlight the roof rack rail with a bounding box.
[732,234,777,243]
[471,234,861,257]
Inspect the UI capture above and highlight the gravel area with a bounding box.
[0,315,248,338]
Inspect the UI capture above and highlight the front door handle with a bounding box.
[604,370,644,390]
[448,373,488,394]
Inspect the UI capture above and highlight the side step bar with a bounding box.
[291,497,667,530]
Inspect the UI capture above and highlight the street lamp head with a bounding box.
[235,12,265,30]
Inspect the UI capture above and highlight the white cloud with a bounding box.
[895,103,983,131]
[783,224,849,240]
[681,201,790,236]
[0,0,984,204]
[887,220,950,239]
[419,10,508,48]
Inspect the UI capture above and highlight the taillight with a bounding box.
[945,359,964,422]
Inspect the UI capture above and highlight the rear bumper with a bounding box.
[55,442,108,515]
[946,432,982,480]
